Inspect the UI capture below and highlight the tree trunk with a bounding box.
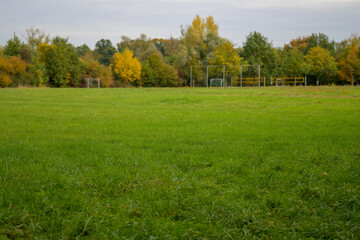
[352,76,354,86]
[316,76,320,86]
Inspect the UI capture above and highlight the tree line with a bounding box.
[0,16,359,88]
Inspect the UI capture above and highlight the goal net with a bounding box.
[85,78,100,88]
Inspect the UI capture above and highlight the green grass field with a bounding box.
[1,87,359,239]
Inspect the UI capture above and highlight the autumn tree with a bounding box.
[152,37,182,58]
[80,52,113,87]
[338,46,360,85]
[192,15,219,39]
[207,40,242,79]
[0,55,27,87]
[26,27,50,50]
[305,46,337,86]
[117,34,161,63]
[111,48,141,86]
[284,36,311,53]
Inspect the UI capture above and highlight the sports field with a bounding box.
[0,87,359,239]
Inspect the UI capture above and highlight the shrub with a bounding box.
[0,74,11,88]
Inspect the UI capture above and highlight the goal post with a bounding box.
[190,65,261,87]
[85,78,100,88]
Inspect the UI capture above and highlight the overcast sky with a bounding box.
[0,0,359,48]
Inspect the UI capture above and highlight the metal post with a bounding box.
[190,66,192,87]
[295,76,296,86]
[258,65,261,87]
[305,76,307,87]
[240,66,243,87]
[223,65,225,87]
[271,77,273,86]
[206,66,209,87]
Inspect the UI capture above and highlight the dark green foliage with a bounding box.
[241,31,279,77]
[3,33,23,57]
[141,54,181,87]
[75,44,91,57]
[281,48,310,76]
[19,45,33,63]
[41,37,82,87]
[94,39,116,66]
[305,33,336,55]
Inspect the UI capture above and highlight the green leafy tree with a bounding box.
[141,54,180,87]
[3,34,23,56]
[305,33,336,55]
[141,61,157,87]
[305,46,337,85]
[117,34,161,63]
[241,31,278,77]
[23,27,49,86]
[281,48,309,77]
[76,44,91,57]
[94,39,116,66]
[38,37,82,87]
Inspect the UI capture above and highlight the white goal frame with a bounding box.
[85,78,100,88]
[190,65,261,87]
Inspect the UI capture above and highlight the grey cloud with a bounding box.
[0,0,359,48]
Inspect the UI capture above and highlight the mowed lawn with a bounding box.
[0,87,359,239]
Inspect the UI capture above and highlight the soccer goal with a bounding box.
[190,65,261,87]
[85,78,100,88]
[210,78,224,87]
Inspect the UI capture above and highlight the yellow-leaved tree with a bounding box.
[305,46,337,86]
[205,16,219,36]
[0,56,27,87]
[208,40,243,79]
[111,48,141,86]
[338,46,360,85]
[192,15,219,39]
